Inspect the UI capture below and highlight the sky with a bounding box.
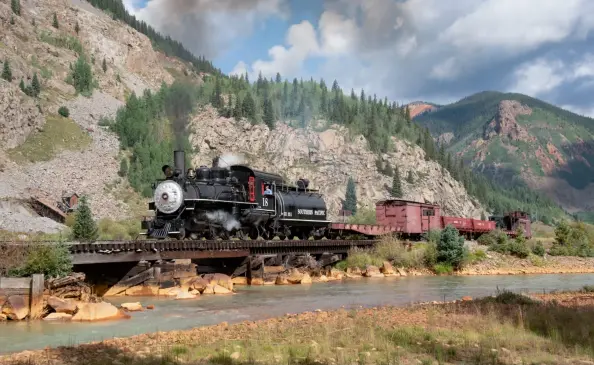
[123,0,594,116]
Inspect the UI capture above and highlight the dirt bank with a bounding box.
[2,291,594,365]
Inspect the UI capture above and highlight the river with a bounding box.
[1,273,593,354]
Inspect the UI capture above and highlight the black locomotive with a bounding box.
[141,150,330,240]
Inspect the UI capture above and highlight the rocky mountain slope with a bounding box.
[0,0,485,234]
[0,0,192,233]
[406,102,439,119]
[190,107,485,220]
[415,91,594,215]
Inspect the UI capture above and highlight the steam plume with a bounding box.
[205,210,241,231]
[216,152,246,168]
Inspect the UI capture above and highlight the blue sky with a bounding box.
[126,0,594,116]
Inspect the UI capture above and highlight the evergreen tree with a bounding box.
[233,93,242,121]
[75,21,80,35]
[10,16,15,25]
[275,72,281,83]
[405,106,411,124]
[52,13,59,28]
[242,91,256,122]
[118,159,128,177]
[72,196,98,241]
[263,96,275,129]
[102,58,107,73]
[31,73,40,97]
[391,165,403,198]
[406,170,414,184]
[2,60,11,81]
[70,55,93,94]
[11,0,20,15]
[19,78,25,92]
[343,177,357,215]
[436,225,466,270]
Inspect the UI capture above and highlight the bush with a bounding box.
[436,225,466,270]
[9,243,72,278]
[532,241,545,257]
[433,263,453,275]
[58,106,69,117]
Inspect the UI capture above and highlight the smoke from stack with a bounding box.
[215,152,246,168]
[205,210,242,231]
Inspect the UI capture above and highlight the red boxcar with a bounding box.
[441,216,473,231]
[376,199,441,235]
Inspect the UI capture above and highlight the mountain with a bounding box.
[405,101,440,118]
[415,91,594,218]
[0,0,486,235]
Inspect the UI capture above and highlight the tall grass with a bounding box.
[342,236,432,269]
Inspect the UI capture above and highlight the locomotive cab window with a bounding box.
[262,183,274,195]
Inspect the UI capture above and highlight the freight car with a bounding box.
[142,150,330,240]
[328,199,532,240]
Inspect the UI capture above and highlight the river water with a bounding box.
[1,273,593,354]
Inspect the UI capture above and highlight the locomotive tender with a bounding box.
[142,150,330,240]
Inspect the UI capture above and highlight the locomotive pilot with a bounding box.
[162,165,174,179]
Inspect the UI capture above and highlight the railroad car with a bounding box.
[328,199,531,240]
[142,150,330,240]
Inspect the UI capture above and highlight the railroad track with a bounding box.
[1,239,378,264]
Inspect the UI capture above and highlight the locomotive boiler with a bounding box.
[141,150,330,240]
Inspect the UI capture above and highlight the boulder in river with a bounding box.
[3,296,29,320]
[48,296,78,315]
[43,313,73,321]
[363,265,383,278]
[300,273,312,284]
[380,261,396,275]
[202,273,233,291]
[120,302,143,312]
[72,302,128,322]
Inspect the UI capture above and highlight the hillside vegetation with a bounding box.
[416,91,594,221]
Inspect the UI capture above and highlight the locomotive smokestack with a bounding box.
[174,150,185,178]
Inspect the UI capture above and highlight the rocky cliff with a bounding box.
[190,107,485,220]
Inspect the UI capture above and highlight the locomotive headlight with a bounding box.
[153,180,183,214]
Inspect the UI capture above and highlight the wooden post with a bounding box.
[29,274,44,320]
[154,267,161,284]
[246,256,252,285]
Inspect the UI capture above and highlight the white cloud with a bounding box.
[509,58,565,96]
[229,0,594,113]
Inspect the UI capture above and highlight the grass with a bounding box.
[7,114,92,163]
[6,292,594,365]
[38,30,84,55]
[341,236,431,270]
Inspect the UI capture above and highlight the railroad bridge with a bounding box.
[67,239,376,265]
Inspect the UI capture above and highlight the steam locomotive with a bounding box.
[141,150,330,240]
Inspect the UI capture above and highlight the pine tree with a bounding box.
[19,78,25,92]
[406,170,414,184]
[263,96,275,129]
[52,13,59,28]
[31,73,40,97]
[75,21,80,35]
[275,72,281,83]
[72,196,98,241]
[10,16,15,25]
[437,225,466,270]
[102,58,107,73]
[2,60,11,81]
[233,93,242,121]
[405,106,411,124]
[242,91,256,122]
[343,177,357,215]
[391,165,403,198]
[11,0,20,15]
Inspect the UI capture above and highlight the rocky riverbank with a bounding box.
[2,290,594,365]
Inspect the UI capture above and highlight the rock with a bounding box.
[120,302,143,312]
[202,273,233,291]
[186,277,209,293]
[0,313,6,321]
[189,289,201,296]
[300,273,312,284]
[159,287,182,297]
[43,313,73,321]
[202,284,215,294]
[232,277,248,285]
[250,278,264,286]
[175,291,196,300]
[462,296,473,301]
[213,285,232,294]
[0,82,45,149]
[4,295,29,320]
[363,266,383,278]
[47,296,78,315]
[317,275,328,282]
[72,302,127,322]
[146,305,155,310]
[230,352,240,360]
[286,269,304,284]
[396,268,408,276]
[380,261,395,275]
[275,274,289,285]
[329,268,344,280]
[347,267,362,275]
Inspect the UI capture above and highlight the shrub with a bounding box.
[433,263,453,275]
[436,225,466,270]
[532,241,545,257]
[58,106,69,117]
[9,243,72,278]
